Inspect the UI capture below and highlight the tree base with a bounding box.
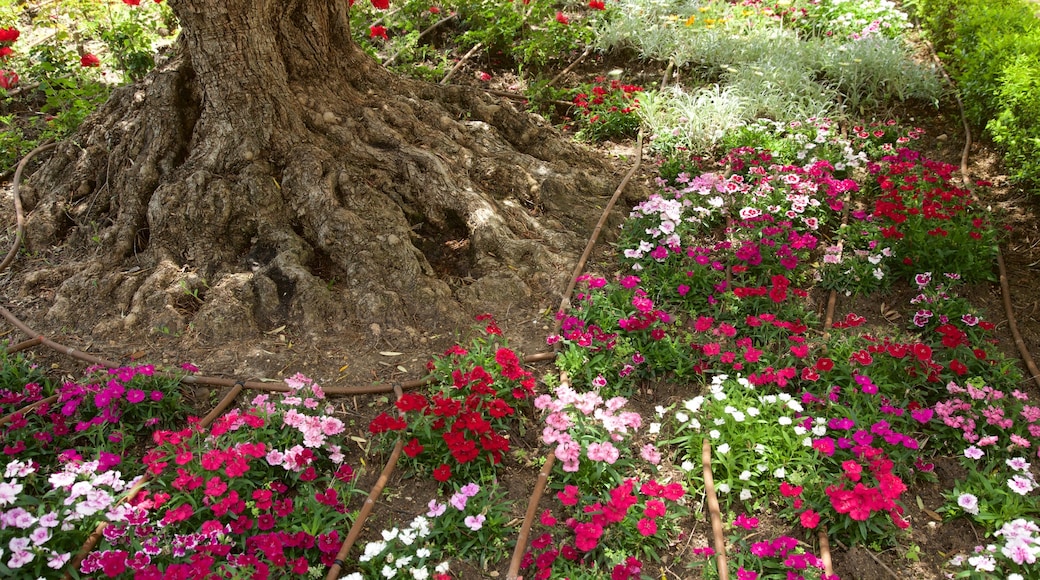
[15,38,634,348]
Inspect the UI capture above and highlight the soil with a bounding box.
[2,43,1040,580]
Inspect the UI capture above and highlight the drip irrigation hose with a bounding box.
[555,130,643,324]
[325,385,407,580]
[440,42,483,84]
[998,252,1040,391]
[702,438,728,580]
[505,372,572,580]
[5,336,41,353]
[548,47,593,88]
[0,393,58,426]
[1,141,56,274]
[819,527,833,577]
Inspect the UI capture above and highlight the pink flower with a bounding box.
[587,441,620,464]
[640,444,661,465]
[636,518,657,536]
[464,514,486,530]
[800,509,820,528]
[557,485,580,506]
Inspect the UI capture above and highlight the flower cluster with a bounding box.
[691,514,835,580]
[535,383,653,487]
[370,335,535,485]
[570,77,644,141]
[351,516,450,580]
[521,478,685,579]
[948,518,1040,578]
[107,374,360,577]
[0,458,136,577]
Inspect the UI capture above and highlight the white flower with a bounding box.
[709,430,721,439]
[802,437,813,447]
[739,489,752,501]
[383,565,398,578]
[754,444,767,454]
[416,548,431,559]
[685,397,704,412]
[773,467,786,478]
[435,562,450,573]
[746,407,760,417]
[739,471,752,481]
[717,444,730,454]
[411,567,430,580]
[778,417,793,426]
[1008,475,1034,495]
[649,422,661,434]
[731,411,746,422]
[675,412,689,423]
[957,493,979,515]
[681,461,696,472]
[793,426,807,436]
[717,483,730,493]
[713,418,726,426]
[812,425,827,436]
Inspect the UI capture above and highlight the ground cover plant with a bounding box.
[1,0,1039,578]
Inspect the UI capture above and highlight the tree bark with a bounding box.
[18,0,627,343]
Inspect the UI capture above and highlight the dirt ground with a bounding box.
[3,54,1040,579]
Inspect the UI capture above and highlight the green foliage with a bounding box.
[569,77,643,142]
[913,0,1040,186]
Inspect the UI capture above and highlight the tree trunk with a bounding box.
[18,0,625,343]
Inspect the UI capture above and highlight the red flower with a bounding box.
[204,476,228,497]
[433,463,451,482]
[80,53,101,67]
[403,437,424,458]
[429,5,441,13]
[369,25,388,39]
[0,27,19,43]
[555,11,570,24]
[314,488,339,506]
[370,0,389,8]
[779,481,803,497]
[912,343,932,361]
[396,393,428,413]
[589,0,605,8]
[636,518,657,536]
[369,412,407,433]
[815,357,834,372]
[800,509,820,528]
[557,484,580,506]
[949,359,968,376]
[122,0,141,4]
[0,47,11,59]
